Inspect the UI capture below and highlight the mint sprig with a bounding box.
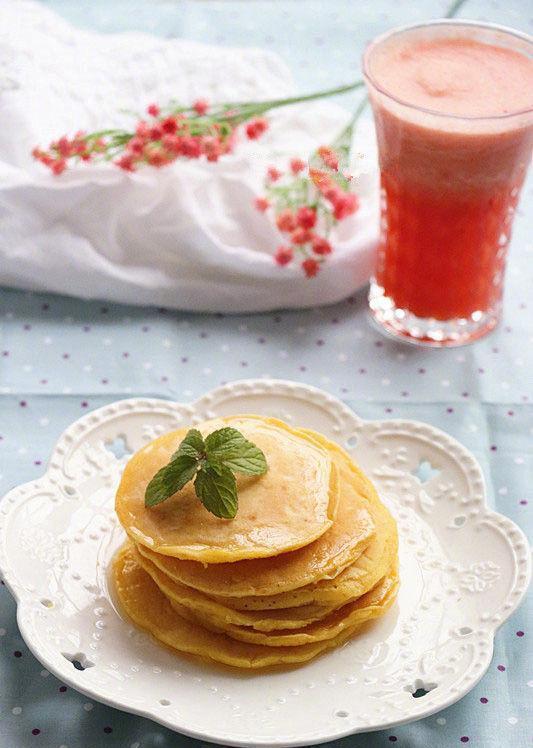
[144,427,268,519]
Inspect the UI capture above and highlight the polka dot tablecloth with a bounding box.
[1,1,531,747]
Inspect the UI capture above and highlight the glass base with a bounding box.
[368,283,500,348]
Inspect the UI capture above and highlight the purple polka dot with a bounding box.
[103,726,112,734]
[122,352,129,358]
[101,379,108,385]
[418,368,426,374]
[81,401,88,409]
[480,696,488,703]
[19,401,27,408]
[316,339,324,346]
[497,664,506,671]
[490,445,497,452]
[161,376,168,383]
[299,366,307,372]
[40,379,48,385]
[34,460,41,466]
[331,317,339,324]
[460,738,469,744]
[478,367,485,374]
[199,332,208,338]
[401,391,409,397]
[83,325,91,332]
[519,500,528,506]
[42,303,49,311]
[14,650,22,657]
[516,630,524,637]
[492,347,499,353]
[359,368,367,375]
[388,738,398,743]
[181,357,188,363]
[142,326,150,332]
[257,337,266,344]
[462,392,469,398]
[2,351,9,357]
[447,407,454,413]
[32,728,40,736]
[375,340,383,347]
[59,686,67,692]
[385,407,393,413]
[507,410,514,416]
[240,361,248,367]
[23,324,32,331]
[62,353,70,359]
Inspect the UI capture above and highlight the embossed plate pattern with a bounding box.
[0,380,529,746]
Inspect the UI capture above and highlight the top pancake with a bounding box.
[115,415,338,563]
[136,430,377,595]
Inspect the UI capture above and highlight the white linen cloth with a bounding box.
[0,1,379,312]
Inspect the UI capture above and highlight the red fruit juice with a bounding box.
[364,22,533,344]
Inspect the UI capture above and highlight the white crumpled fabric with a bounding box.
[0,0,378,312]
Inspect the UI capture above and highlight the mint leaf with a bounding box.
[194,464,238,519]
[144,454,198,507]
[172,428,205,461]
[205,427,268,476]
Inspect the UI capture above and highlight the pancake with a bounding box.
[135,544,338,632]
[221,494,398,611]
[116,415,339,563]
[136,435,376,597]
[170,563,399,647]
[113,543,377,669]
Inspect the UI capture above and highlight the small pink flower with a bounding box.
[149,124,163,141]
[296,206,317,229]
[290,158,306,175]
[56,136,72,158]
[193,99,209,115]
[276,209,296,233]
[126,137,145,155]
[312,236,332,255]
[267,166,282,182]
[254,197,270,212]
[245,117,268,140]
[115,154,135,172]
[291,227,313,245]
[147,103,160,117]
[146,148,168,167]
[202,136,222,162]
[51,159,67,175]
[332,192,359,220]
[302,258,320,277]
[275,246,293,266]
[318,145,339,171]
[179,136,202,158]
[161,116,178,135]
[135,121,150,139]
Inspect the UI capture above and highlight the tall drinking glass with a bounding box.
[364,21,533,346]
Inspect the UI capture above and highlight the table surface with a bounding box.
[1,1,532,747]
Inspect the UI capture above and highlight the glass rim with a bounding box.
[363,19,533,121]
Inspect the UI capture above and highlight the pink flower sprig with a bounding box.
[32,81,365,175]
[255,107,364,278]
[33,101,270,174]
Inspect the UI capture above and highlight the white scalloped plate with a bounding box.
[0,380,530,747]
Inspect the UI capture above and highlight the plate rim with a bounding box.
[1,378,530,747]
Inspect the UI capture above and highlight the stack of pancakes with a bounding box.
[114,416,399,669]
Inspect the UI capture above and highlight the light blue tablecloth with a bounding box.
[0,1,531,747]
